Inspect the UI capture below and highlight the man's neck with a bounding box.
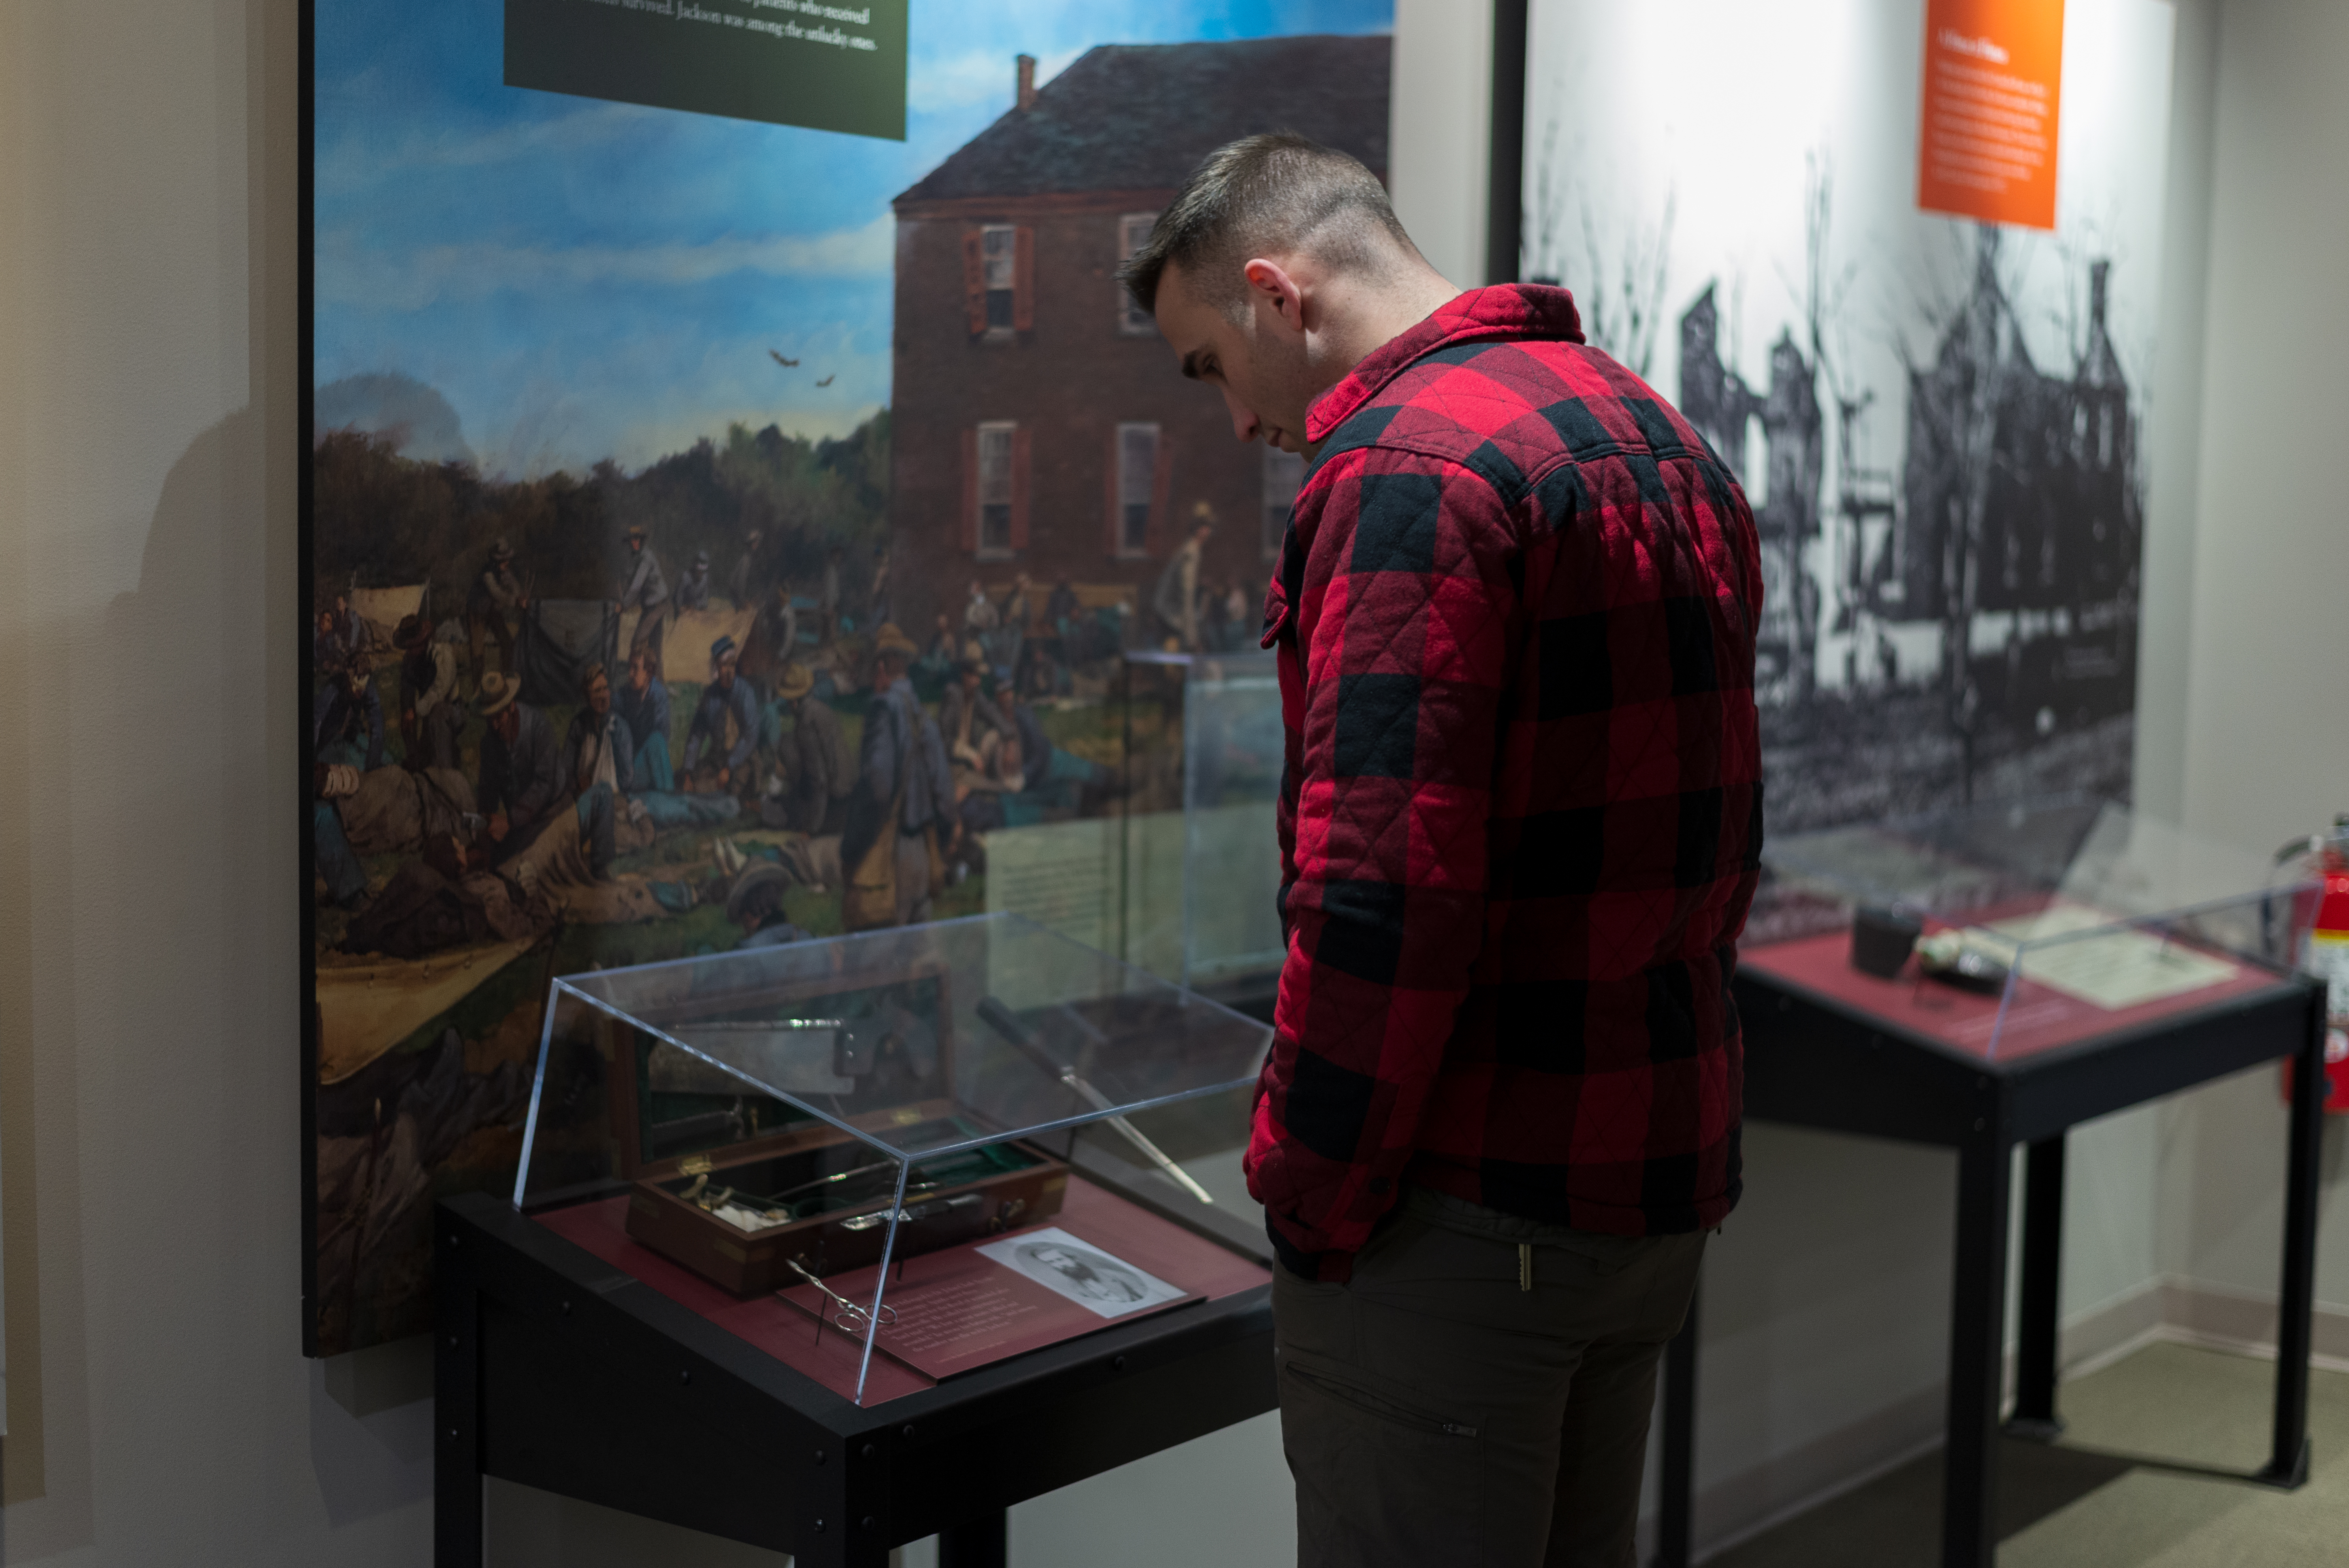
[1316,265,1463,388]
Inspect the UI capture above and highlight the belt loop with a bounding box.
[1518,1241,1533,1291]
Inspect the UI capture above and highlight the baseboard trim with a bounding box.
[2156,1278,2349,1372]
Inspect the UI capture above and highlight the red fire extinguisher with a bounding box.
[2287,816,2349,1113]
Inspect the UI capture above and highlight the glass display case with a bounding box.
[1748,795,2317,1062]
[1116,650,1285,998]
[514,913,1272,1403]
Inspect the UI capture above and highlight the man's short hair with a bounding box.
[578,661,608,696]
[1118,133,1413,317]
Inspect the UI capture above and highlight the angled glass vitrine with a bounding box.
[1752,795,2317,1063]
[514,913,1272,1403]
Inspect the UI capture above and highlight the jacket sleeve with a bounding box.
[1242,448,1523,1281]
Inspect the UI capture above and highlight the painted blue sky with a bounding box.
[315,0,1391,477]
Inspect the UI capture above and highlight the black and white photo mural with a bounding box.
[1521,0,2174,835]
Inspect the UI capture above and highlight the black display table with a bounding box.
[432,1189,1275,1568]
[1649,939,2326,1568]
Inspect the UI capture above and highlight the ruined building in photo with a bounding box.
[1895,232,2142,736]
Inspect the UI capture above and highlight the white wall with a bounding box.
[2151,0,2349,1330]
[1387,0,1492,288]
[0,0,443,1560]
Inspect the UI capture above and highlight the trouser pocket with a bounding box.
[1285,1360,1481,1437]
[1280,1353,1485,1568]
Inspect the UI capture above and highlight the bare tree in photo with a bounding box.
[1525,100,1675,379]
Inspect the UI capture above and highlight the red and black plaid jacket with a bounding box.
[1245,284,1764,1281]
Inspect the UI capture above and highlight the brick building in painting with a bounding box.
[889,36,1390,640]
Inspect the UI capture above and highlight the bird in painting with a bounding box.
[769,350,800,368]
[815,374,836,387]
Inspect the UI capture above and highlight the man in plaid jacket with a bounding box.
[1125,135,1761,1568]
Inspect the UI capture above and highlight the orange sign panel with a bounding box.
[1917,0,2065,230]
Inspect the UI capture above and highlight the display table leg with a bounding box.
[433,1223,484,1568]
[1651,1274,1699,1568]
[938,1508,1008,1568]
[2006,1135,2066,1441]
[2264,996,2324,1487]
[1942,1134,2012,1568]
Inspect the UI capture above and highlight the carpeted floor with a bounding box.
[1710,1340,2349,1568]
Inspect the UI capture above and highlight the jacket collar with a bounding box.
[1263,285,1586,651]
[1303,283,1587,447]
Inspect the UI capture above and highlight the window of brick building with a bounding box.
[982,226,1017,331]
[1262,446,1304,559]
[965,224,1032,338]
[1117,423,1160,556]
[1119,212,1159,335]
[977,422,1016,554]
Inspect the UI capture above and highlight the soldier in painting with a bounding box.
[737,582,799,699]
[613,647,673,793]
[918,611,958,683]
[676,549,713,612]
[961,577,998,642]
[316,591,368,671]
[314,651,384,772]
[1037,576,1082,694]
[311,651,380,913]
[473,671,616,889]
[1153,515,1213,651]
[729,528,764,610]
[938,642,1012,772]
[682,635,761,796]
[465,537,526,687]
[843,625,951,931]
[558,661,636,798]
[393,613,465,772]
[314,607,349,680]
[724,862,808,951]
[618,522,671,668]
[772,661,855,836]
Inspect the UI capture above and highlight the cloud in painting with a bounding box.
[318,214,894,312]
[314,0,1393,476]
[316,99,664,192]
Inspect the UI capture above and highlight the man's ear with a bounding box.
[1242,258,1305,333]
